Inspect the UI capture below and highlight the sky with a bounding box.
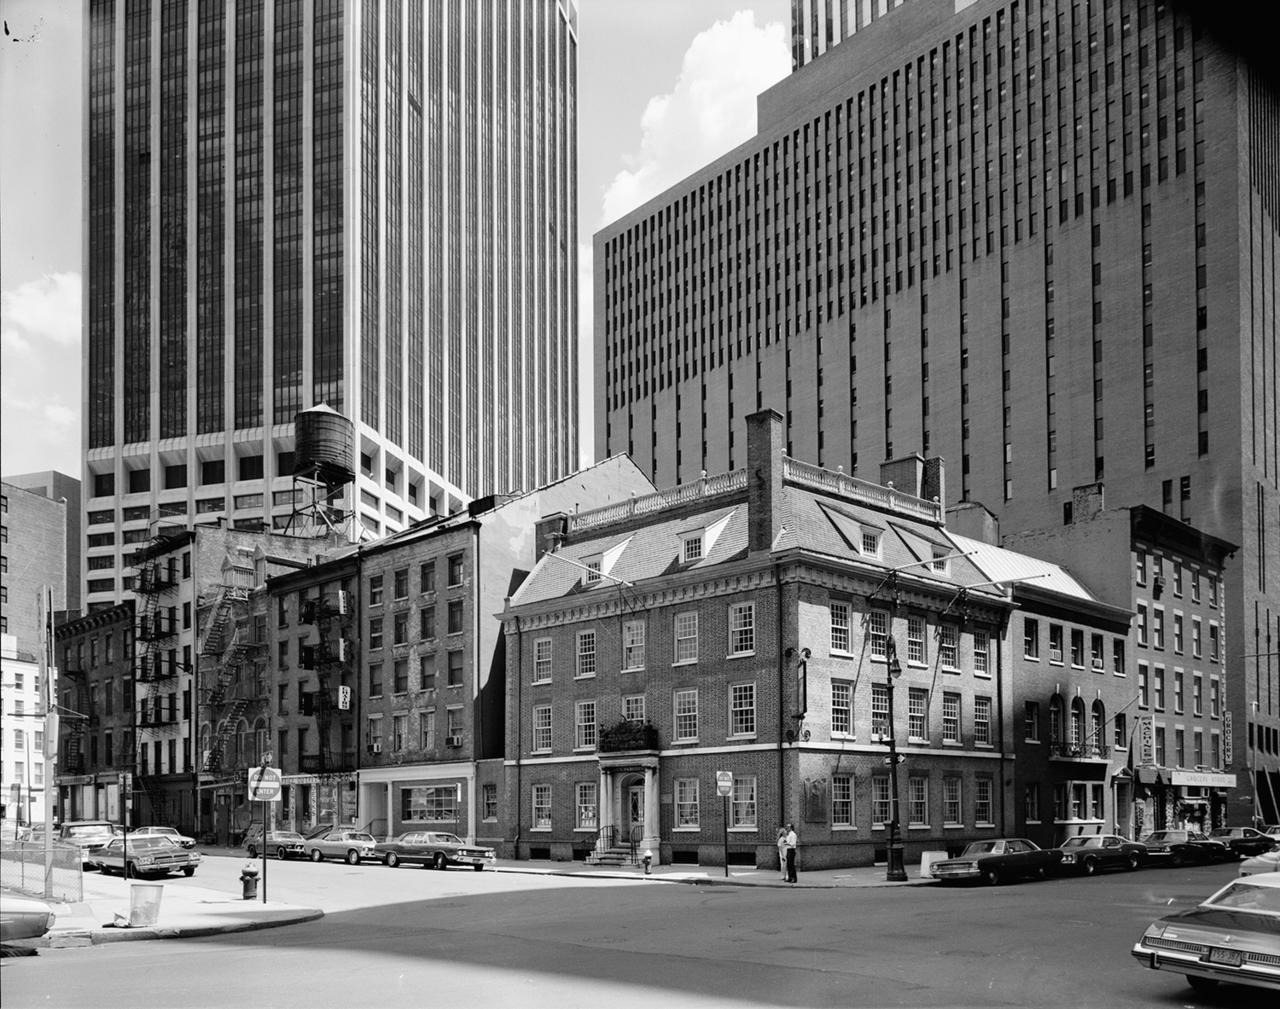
[0,0,789,481]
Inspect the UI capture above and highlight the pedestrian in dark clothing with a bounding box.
[785,823,798,883]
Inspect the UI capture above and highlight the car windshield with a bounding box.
[348,832,375,843]
[149,827,178,836]
[1061,837,1098,849]
[434,834,464,845]
[66,824,113,838]
[129,837,176,850]
[273,832,303,842]
[1146,832,1183,842]
[961,841,999,855]
[1205,881,1280,914]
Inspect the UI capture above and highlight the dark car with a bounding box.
[374,831,497,871]
[1209,827,1278,859]
[1132,871,1280,993]
[1141,830,1233,866]
[929,838,1062,885]
[94,835,201,878]
[245,829,307,860]
[1055,834,1147,875]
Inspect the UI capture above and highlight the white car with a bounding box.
[306,830,380,865]
[0,896,56,941]
[137,825,196,849]
[1132,871,1280,993]
[1240,850,1280,876]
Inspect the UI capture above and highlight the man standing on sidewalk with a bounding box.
[784,823,798,883]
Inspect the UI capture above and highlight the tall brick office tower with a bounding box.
[595,0,1278,818]
[82,0,579,608]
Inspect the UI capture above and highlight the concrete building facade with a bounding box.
[81,0,581,610]
[1,635,53,831]
[1,482,68,651]
[4,471,82,620]
[595,0,1279,830]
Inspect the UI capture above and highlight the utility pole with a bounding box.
[39,586,58,899]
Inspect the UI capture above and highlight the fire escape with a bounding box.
[59,666,94,776]
[298,589,353,775]
[134,551,182,821]
[198,575,253,779]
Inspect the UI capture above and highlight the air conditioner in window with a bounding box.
[370,742,382,754]
[445,735,463,748]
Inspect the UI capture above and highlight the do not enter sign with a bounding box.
[247,766,283,802]
[715,770,733,797]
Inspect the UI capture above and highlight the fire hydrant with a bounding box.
[240,864,259,901]
[642,850,653,875]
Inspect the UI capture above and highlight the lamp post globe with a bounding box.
[885,647,907,882]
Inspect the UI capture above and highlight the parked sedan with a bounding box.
[1209,827,1278,859]
[306,830,380,865]
[0,896,56,942]
[1239,850,1280,877]
[1132,870,1280,993]
[138,825,196,849]
[246,830,307,860]
[1055,834,1147,875]
[929,838,1061,885]
[94,835,201,878]
[1142,830,1233,866]
[374,831,497,871]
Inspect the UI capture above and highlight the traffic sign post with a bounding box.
[247,766,282,903]
[716,772,733,878]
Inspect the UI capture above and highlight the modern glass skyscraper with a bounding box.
[596,0,1278,822]
[82,0,579,608]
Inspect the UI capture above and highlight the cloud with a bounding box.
[598,11,790,227]
[1,272,81,346]
[1,272,82,476]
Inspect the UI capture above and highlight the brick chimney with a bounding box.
[534,512,568,560]
[746,409,784,553]
[880,454,925,498]
[922,457,946,507]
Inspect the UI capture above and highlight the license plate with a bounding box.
[1208,948,1242,966]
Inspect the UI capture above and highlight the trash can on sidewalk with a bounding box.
[129,883,164,927]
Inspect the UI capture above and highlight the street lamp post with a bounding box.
[884,640,907,882]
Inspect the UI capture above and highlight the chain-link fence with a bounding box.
[0,840,83,902]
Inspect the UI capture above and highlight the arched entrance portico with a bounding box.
[596,754,660,859]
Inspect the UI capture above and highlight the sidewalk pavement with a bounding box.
[5,855,934,948]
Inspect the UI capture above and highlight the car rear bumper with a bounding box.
[1132,944,1280,991]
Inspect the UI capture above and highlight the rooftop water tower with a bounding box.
[283,405,357,539]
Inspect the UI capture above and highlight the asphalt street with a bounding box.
[3,855,1267,1009]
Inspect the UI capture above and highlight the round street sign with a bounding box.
[715,770,733,796]
[247,766,283,802]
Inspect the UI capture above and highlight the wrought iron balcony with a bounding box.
[1049,741,1110,760]
[598,720,660,753]
[299,751,358,775]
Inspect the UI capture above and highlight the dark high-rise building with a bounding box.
[595,0,1278,821]
[82,0,579,608]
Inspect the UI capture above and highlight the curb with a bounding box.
[14,908,325,948]
[488,864,934,889]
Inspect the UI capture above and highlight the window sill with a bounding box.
[1023,655,1040,662]
[672,658,698,668]
[943,822,964,829]
[1024,738,1041,745]
[531,679,551,686]
[529,826,552,833]
[671,738,699,746]
[572,746,596,754]
[975,821,996,829]
[832,824,857,832]
[672,826,701,833]
[830,649,855,659]
[728,733,757,742]
[1113,670,1127,677]
[831,732,855,741]
[942,739,962,747]
[727,826,758,833]
[974,743,994,750]
[973,670,992,679]
[1025,819,1042,825]
[531,749,551,756]
[907,824,931,831]
[574,673,597,680]
[621,667,645,674]
[907,660,928,670]
[726,652,756,660]
[573,826,598,833]
[941,665,960,675]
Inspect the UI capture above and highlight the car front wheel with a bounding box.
[182,867,196,877]
[386,852,400,868]
[345,849,360,866]
[1170,851,1185,868]
[1082,857,1098,876]
[124,862,136,879]
[276,847,288,860]
[433,853,446,870]
[474,864,484,872]
[1126,852,1141,871]
[310,849,323,862]
[983,867,1001,886]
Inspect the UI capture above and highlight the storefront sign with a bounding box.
[1168,770,1237,788]
[1223,711,1233,764]
[1139,716,1154,765]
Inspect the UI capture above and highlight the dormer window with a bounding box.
[931,550,949,574]
[682,534,704,563]
[584,558,602,585]
[861,531,881,557]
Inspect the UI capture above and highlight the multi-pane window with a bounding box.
[482,782,498,820]
[533,638,552,682]
[575,700,597,749]
[420,560,435,593]
[447,553,463,586]
[532,705,552,752]
[675,778,699,827]
[446,707,463,739]
[674,611,698,663]
[1024,618,1039,658]
[392,714,407,752]
[1137,604,1149,646]
[973,630,989,674]
[1153,667,1165,710]
[929,617,958,668]
[369,663,383,697]
[728,602,755,655]
[1025,784,1040,822]
[532,784,551,828]
[1135,550,1147,585]
[447,599,464,634]
[1193,729,1204,767]
[908,777,928,825]
[975,779,993,824]
[871,682,890,736]
[584,558,601,585]
[907,688,928,740]
[576,631,596,677]
[868,609,889,658]
[623,694,646,722]
[402,786,457,823]
[1192,618,1202,658]
[1211,731,1221,767]
[907,614,926,664]
[831,775,853,827]
[1024,701,1040,741]
[831,681,853,736]
[974,697,992,745]
[1210,677,1221,717]
[682,534,703,562]
[729,683,756,736]
[871,776,891,825]
[1193,673,1203,715]
[369,574,384,606]
[622,620,646,671]
[1152,609,1165,649]
[419,709,435,750]
[367,715,383,749]
[576,782,598,829]
[674,689,698,740]
[943,777,962,824]
[393,568,408,599]
[369,618,383,650]
[393,658,408,693]
[861,531,880,556]
[394,611,409,645]
[420,606,436,639]
[1091,634,1105,669]
[447,650,463,687]
[1173,614,1184,653]
[942,693,960,742]
[1070,629,1084,667]
[1113,638,1126,675]
[1139,663,1150,706]
[1174,671,1184,713]
[830,602,851,652]
[1155,727,1167,766]
[1113,712,1127,750]
[1049,624,1064,662]
[730,775,757,827]
[1175,728,1185,767]
[1209,576,1218,607]
[1209,623,1220,661]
